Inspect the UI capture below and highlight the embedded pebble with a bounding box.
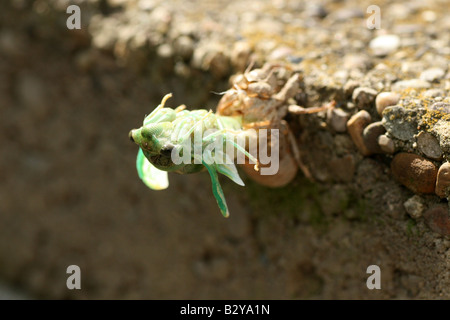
[401,61,425,74]
[389,3,411,20]
[208,51,230,79]
[138,0,156,10]
[431,119,450,155]
[393,24,422,35]
[352,87,378,110]
[420,68,446,83]
[327,108,349,133]
[369,35,400,56]
[435,162,450,198]
[423,205,450,236]
[230,41,251,71]
[423,89,445,98]
[157,43,173,59]
[362,121,386,154]
[346,110,372,156]
[192,43,230,78]
[375,92,400,115]
[287,55,303,64]
[333,70,349,82]
[377,135,395,154]
[417,132,442,160]
[306,3,328,19]
[391,79,431,91]
[391,153,438,194]
[403,195,425,219]
[174,61,191,78]
[382,106,418,141]
[333,8,364,21]
[268,46,293,61]
[422,10,437,23]
[343,54,373,71]
[429,102,450,113]
[343,80,359,98]
[192,44,209,69]
[173,35,194,60]
[90,17,119,51]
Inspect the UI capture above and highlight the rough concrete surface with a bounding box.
[0,0,449,299]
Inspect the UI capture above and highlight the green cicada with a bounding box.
[129,93,259,218]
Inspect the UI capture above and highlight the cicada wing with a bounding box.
[203,149,245,187]
[202,160,230,218]
[136,148,169,190]
[215,163,245,186]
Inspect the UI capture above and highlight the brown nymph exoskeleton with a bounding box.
[216,62,335,187]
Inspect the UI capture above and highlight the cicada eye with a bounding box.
[160,143,175,157]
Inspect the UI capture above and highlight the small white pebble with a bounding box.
[420,68,445,83]
[369,35,400,56]
[377,134,395,154]
[404,195,425,219]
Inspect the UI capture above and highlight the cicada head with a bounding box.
[130,122,201,173]
[130,94,178,155]
[129,122,174,157]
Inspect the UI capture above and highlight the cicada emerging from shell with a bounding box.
[130,63,335,217]
[129,93,260,218]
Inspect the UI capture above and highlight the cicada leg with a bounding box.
[288,100,336,115]
[202,128,259,170]
[281,120,314,181]
[242,120,271,130]
[177,109,213,144]
[147,93,173,117]
[284,100,336,181]
[202,160,230,218]
[174,104,186,112]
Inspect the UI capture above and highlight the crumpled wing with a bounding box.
[136,148,169,190]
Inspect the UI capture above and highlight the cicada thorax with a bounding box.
[216,64,280,118]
